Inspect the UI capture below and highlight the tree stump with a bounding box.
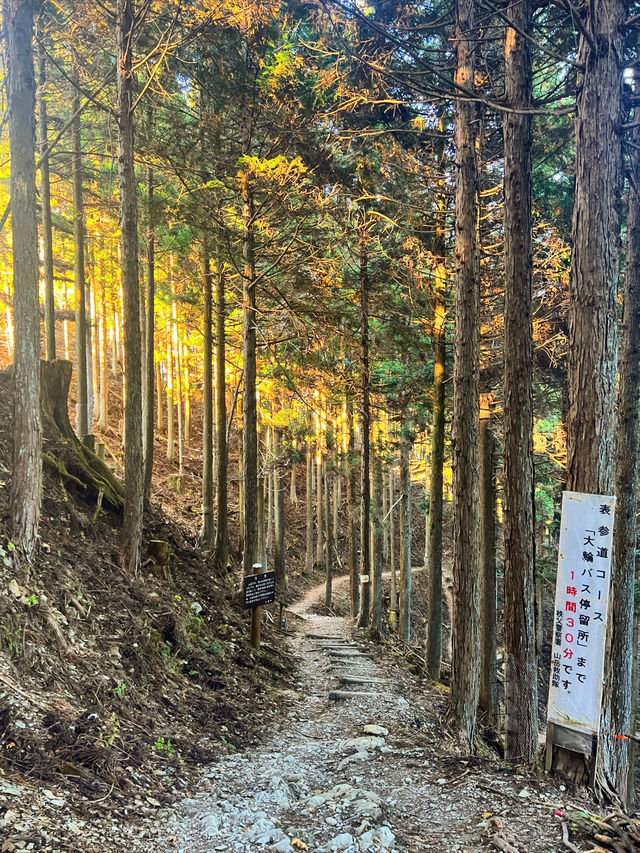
[40,360,124,512]
[148,540,171,582]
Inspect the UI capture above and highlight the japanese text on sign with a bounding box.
[547,491,615,736]
[243,571,276,609]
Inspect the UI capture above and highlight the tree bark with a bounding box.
[357,223,371,629]
[290,460,297,504]
[87,251,97,430]
[478,417,497,723]
[213,261,229,572]
[237,422,244,555]
[143,119,155,506]
[398,438,412,643]
[266,435,274,556]
[273,427,286,590]
[98,248,108,428]
[346,397,359,618]
[37,23,55,362]
[85,252,94,432]
[241,177,258,575]
[371,445,383,637]
[257,470,266,570]
[166,320,174,461]
[382,466,389,566]
[174,304,184,479]
[324,460,333,609]
[155,359,162,432]
[600,71,640,802]
[450,0,481,748]
[315,449,324,569]
[117,0,143,576]
[426,190,447,679]
[6,0,42,559]
[565,2,622,499]
[389,465,397,629]
[305,437,314,575]
[554,0,624,788]
[201,240,214,548]
[502,0,537,764]
[72,66,89,439]
[333,470,340,545]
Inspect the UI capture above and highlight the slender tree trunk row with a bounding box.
[450,0,481,748]
[117,0,143,576]
[6,0,42,560]
[502,0,537,764]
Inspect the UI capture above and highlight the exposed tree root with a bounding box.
[40,360,124,512]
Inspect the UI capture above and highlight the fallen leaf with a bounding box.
[292,840,309,851]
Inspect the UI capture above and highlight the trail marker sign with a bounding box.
[244,570,276,609]
[545,490,615,763]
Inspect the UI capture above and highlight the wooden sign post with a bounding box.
[244,564,275,649]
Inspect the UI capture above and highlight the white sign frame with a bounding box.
[547,490,615,737]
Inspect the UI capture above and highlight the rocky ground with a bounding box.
[159,581,616,853]
[0,572,632,853]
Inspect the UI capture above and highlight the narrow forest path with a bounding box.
[166,573,593,853]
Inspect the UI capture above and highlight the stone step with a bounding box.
[329,689,377,701]
[320,644,360,651]
[327,650,370,658]
[339,674,388,686]
[305,633,345,640]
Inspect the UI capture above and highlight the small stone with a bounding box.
[342,736,385,753]
[201,814,219,837]
[337,752,369,771]
[327,832,355,851]
[352,799,382,820]
[374,826,395,847]
[362,725,388,737]
[270,840,293,853]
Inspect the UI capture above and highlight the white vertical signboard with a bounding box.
[547,491,615,737]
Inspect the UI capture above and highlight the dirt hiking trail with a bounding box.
[169,576,597,853]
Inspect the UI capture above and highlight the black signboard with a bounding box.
[243,570,276,609]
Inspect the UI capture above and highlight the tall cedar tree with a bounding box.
[72,70,89,438]
[37,21,55,362]
[602,60,640,804]
[143,108,155,506]
[560,0,624,787]
[241,46,258,580]
[5,0,42,559]
[502,0,538,763]
[213,261,229,572]
[425,173,447,679]
[117,0,144,575]
[450,0,481,747]
[357,219,371,628]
